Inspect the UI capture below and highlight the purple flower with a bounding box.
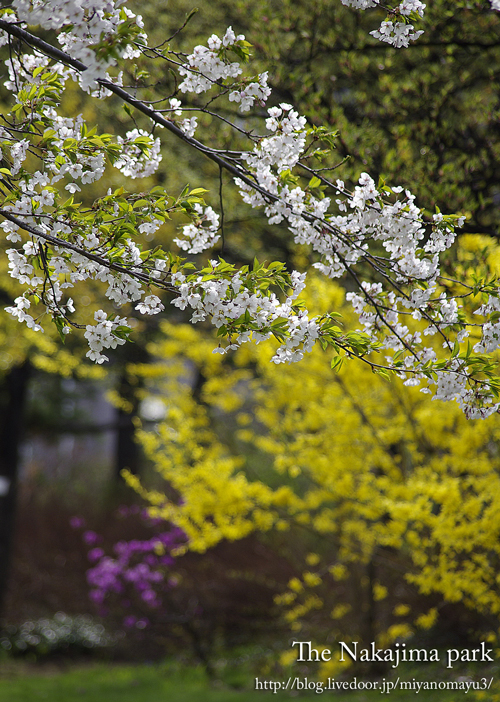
[141,589,157,603]
[88,547,105,562]
[87,557,121,590]
[83,530,101,545]
[123,615,137,628]
[89,589,105,604]
[70,516,86,529]
[84,516,187,620]
[113,541,129,556]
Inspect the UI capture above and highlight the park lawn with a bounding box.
[1,662,289,702]
[0,660,491,702]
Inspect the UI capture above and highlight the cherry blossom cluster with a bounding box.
[114,129,162,179]
[178,28,244,93]
[171,262,323,364]
[247,103,307,174]
[231,102,500,415]
[340,0,424,47]
[84,310,128,363]
[6,293,44,333]
[4,51,71,98]
[370,21,423,48]
[177,27,271,112]
[167,98,198,138]
[0,14,278,367]
[173,204,220,255]
[236,109,445,289]
[8,0,147,91]
[0,45,179,359]
[340,0,499,48]
[228,71,271,112]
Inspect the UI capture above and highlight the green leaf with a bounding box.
[189,188,208,196]
[53,317,67,344]
[372,367,392,382]
[330,356,344,373]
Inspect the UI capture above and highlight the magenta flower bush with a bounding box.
[71,507,185,629]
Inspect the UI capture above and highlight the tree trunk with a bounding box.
[114,373,141,479]
[0,362,31,618]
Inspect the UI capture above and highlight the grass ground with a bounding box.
[0,659,495,702]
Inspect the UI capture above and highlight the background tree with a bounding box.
[141,0,500,237]
[125,239,500,660]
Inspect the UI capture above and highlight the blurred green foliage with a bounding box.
[129,0,500,242]
[0,657,487,701]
